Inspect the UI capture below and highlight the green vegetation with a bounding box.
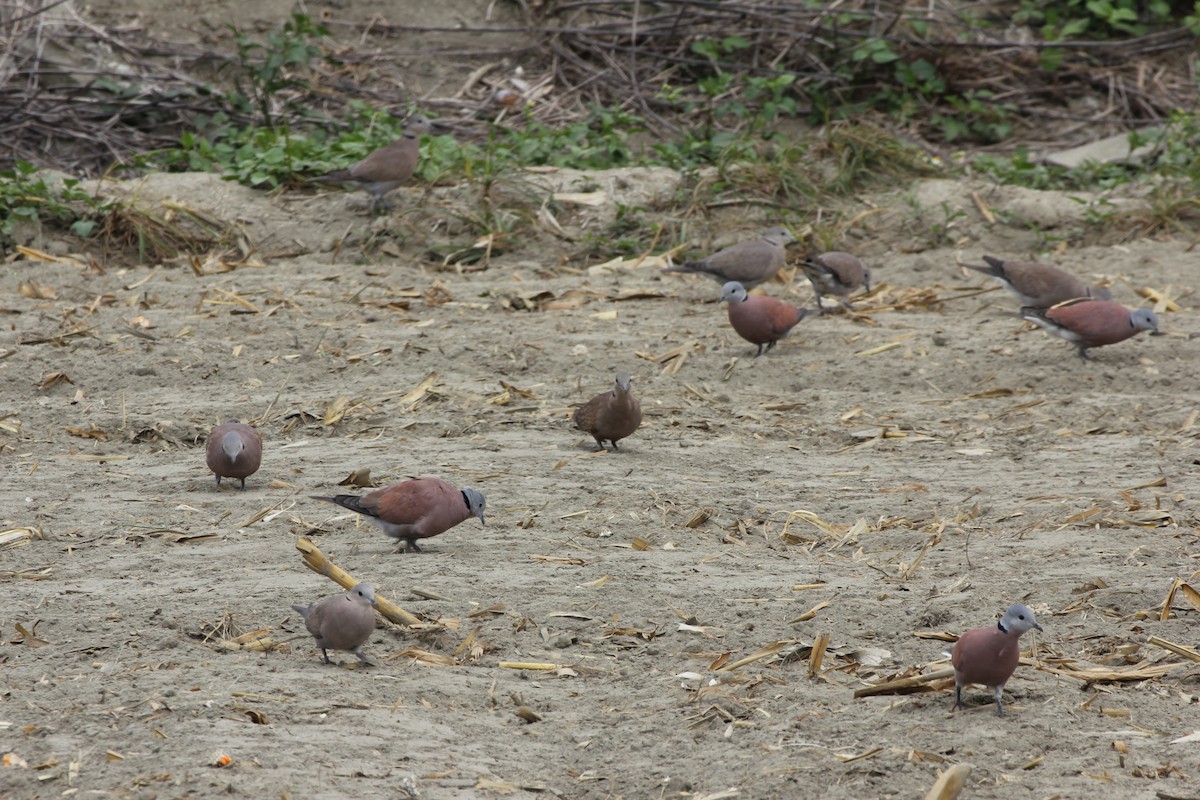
[141,5,1199,193]
[800,1,1199,143]
[0,162,106,249]
[973,109,1200,191]
[225,13,331,129]
[1015,0,1200,39]
[7,4,1198,255]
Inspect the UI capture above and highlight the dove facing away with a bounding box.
[312,114,431,213]
[1022,299,1159,360]
[800,251,871,313]
[951,603,1043,716]
[966,255,1110,308]
[312,477,486,553]
[720,281,809,357]
[573,372,643,451]
[205,420,262,490]
[662,226,796,289]
[292,582,377,665]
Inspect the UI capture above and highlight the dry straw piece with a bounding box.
[294,536,419,626]
[923,764,972,800]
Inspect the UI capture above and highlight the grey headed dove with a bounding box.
[800,251,871,313]
[291,582,377,665]
[312,114,432,213]
[205,420,262,490]
[951,603,1043,716]
[312,477,486,553]
[966,255,1110,308]
[720,281,809,357]
[573,371,643,451]
[1022,299,1159,360]
[662,226,796,289]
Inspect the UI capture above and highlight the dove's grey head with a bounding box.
[351,582,376,605]
[221,428,247,461]
[762,226,796,247]
[999,603,1042,635]
[462,488,487,525]
[1131,308,1160,334]
[614,371,632,394]
[720,281,748,304]
[406,114,433,134]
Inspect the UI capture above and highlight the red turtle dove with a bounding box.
[313,477,486,553]
[573,372,643,451]
[720,281,809,357]
[800,251,871,313]
[312,114,431,213]
[966,255,1110,308]
[951,603,1043,716]
[663,226,796,289]
[205,420,262,490]
[291,582,377,665]
[1022,299,1159,360]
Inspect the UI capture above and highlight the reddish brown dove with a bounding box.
[966,255,1110,308]
[312,477,486,552]
[291,582,376,665]
[1022,299,1159,360]
[800,251,871,313]
[720,281,809,357]
[662,226,796,289]
[205,420,262,490]
[573,372,643,451]
[951,603,1043,716]
[312,114,431,213]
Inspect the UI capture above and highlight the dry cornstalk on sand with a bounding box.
[923,764,972,800]
[295,535,419,626]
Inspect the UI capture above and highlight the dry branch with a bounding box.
[853,667,955,698]
[295,535,420,626]
[3,0,1197,179]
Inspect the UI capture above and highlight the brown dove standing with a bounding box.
[312,477,486,553]
[951,603,1043,716]
[312,114,431,213]
[573,372,643,451]
[1022,300,1159,360]
[800,251,871,313]
[966,255,1110,308]
[720,281,809,356]
[291,582,377,665]
[205,420,262,490]
[662,226,796,289]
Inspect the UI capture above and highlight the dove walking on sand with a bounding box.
[312,114,431,213]
[966,255,1110,308]
[800,251,871,313]
[205,420,262,490]
[312,477,486,553]
[662,226,796,290]
[720,281,809,357]
[1022,299,1159,360]
[573,372,643,451]
[951,603,1043,716]
[292,582,377,665]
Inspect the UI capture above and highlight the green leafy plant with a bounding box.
[0,162,106,249]
[1015,0,1190,39]
[225,13,330,128]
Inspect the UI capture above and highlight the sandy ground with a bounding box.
[4,1,1200,797]
[2,157,1199,800]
